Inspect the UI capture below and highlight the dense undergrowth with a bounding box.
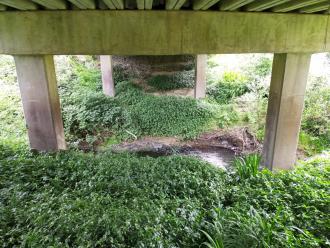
[0,55,328,154]
[0,54,329,247]
[0,145,329,247]
[207,71,250,105]
[204,155,330,248]
[62,80,216,142]
[147,70,195,91]
[0,58,27,149]
[300,77,330,154]
[207,55,330,154]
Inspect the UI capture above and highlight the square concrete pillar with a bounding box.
[14,55,66,151]
[194,54,207,99]
[263,53,311,170]
[100,55,115,97]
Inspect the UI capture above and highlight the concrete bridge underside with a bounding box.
[1,7,329,170]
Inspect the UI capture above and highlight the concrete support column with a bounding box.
[194,54,207,99]
[14,55,66,151]
[100,55,115,97]
[263,53,311,170]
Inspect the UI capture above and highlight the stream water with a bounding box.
[182,147,236,169]
[136,146,236,169]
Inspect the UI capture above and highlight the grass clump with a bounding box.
[232,154,261,179]
[147,70,195,91]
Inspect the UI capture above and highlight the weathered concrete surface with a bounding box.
[194,55,206,99]
[263,53,311,170]
[326,18,330,51]
[100,55,115,97]
[14,55,66,151]
[0,11,329,55]
[112,55,195,79]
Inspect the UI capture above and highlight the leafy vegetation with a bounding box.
[208,55,330,154]
[207,71,250,104]
[113,65,136,83]
[203,154,330,248]
[0,56,27,149]
[1,146,329,247]
[213,104,239,129]
[300,77,330,154]
[147,70,195,91]
[0,55,17,86]
[0,149,225,247]
[0,92,26,144]
[51,58,216,142]
[62,91,131,137]
[0,54,330,247]
[1,54,329,153]
[61,80,216,141]
[303,78,330,137]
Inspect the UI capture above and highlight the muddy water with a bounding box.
[136,146,236,169]
[182,147,236,169]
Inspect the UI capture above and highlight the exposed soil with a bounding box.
[108,136,179,155]
[150,88,194,97]
[78,127,308,167]
[105,128,261,155]
[93,128,262,168]
[187,127,262,154]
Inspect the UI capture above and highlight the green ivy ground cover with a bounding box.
[1,145,329,247]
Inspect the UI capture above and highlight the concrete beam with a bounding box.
[100,55,115,97]
[166,0,186,10]
[145,0,153,9]
[31,0,67,9]
[0,3,6,10]
[103,0,124,9]
[299,1,330,13]
[166,0,177,9]
[0,11,329,55]
[263,53,311,170]
[271,0,322,12]
[98,0,109,9]
[137,0,153,9]
[67,0,96,9]
[193,0,220,10]
[245,0,290,11]
[202,0,220,9]
[324,6,330,14]
[114,0,125,9]
[0,0,38,10]
[14,55,66,151]
[194,54,207,99]
[220,0,254,10]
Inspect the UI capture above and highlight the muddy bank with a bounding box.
[108,128,261,155]
[99,128,261,168]
[188,127,262,154]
